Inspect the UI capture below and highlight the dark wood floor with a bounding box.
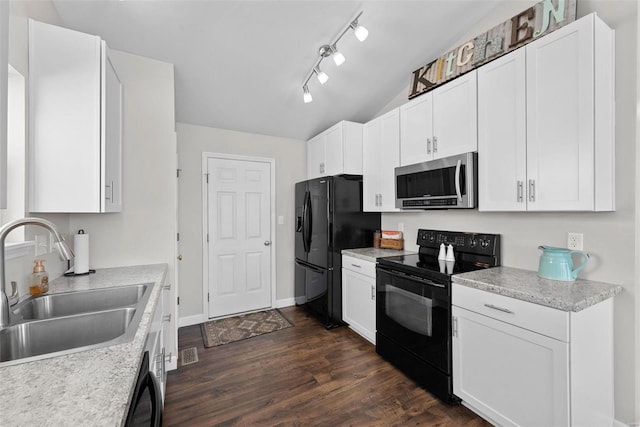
[163,306,490,426]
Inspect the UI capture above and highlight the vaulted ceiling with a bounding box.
[51,1,501,141]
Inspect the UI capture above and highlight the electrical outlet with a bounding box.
[567,233,584,250]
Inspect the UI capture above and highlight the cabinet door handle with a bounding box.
[484,303,515,314]
[371,285,375,300]
[163,284,172,291]
[528,179,536,202]
[433,136,438,153]
[517,181,524,203]
[163,314,172,322]
[379,194,382,206]
[427,138,432,154]
[452,315,458,337]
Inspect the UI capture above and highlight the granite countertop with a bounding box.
[342,247,417,262]
[0,264,168,427]
[453,266,622,312]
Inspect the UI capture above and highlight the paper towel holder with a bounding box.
[63,229,96,276]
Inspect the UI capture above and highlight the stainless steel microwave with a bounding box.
[395,152,477,209]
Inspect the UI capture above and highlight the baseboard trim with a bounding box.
[614,419,634,427]
[275,297,295,308]
[178,314,205,328]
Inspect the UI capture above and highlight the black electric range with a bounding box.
[376,229,500,403]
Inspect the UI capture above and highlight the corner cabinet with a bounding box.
[342,255,376,344]
[399,70,477,166]
[478,13,614,212]
[363,108,400,212]
[306,121,362,180]
[28,19,123,213]
[452,284,614,426]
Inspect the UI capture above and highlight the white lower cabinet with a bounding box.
[342,255,376,344]
[452,284,614,426]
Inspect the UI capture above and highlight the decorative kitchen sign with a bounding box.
[408,0,576,99]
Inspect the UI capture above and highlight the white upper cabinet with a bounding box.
[28,19,123,213]
[478,48,527,211]
[400,70,477,166]
[478,14,615,212]
[306,121,362,180]
[363,108,400,212]
[526,14,614,211]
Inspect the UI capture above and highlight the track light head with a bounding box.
[314,66,329,84]
[330,45,346,66]
[303,85,312,103]
[351,20,368,42]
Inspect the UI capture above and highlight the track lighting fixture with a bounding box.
[301,11,368,103]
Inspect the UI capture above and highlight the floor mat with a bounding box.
[200,309,293,348]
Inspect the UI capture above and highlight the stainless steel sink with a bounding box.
[0,283,153,366]
[0,308,136,363]
[12,284,149,320]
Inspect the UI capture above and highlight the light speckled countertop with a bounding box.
[342,247,417,262]
[0,264,167,427]
[453,266,622,312]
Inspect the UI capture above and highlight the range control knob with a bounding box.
[428,234,435,242]
[480,239,491,248]
[469,238,477,248]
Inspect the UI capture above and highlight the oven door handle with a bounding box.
[379,268,446,288]
[455,159,463,203]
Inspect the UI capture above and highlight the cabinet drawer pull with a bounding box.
[163,284,172,291]
[163,314,172,322]
[351,263,362,268]
[484,303,514,314]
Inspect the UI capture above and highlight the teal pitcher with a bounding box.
[537,246,590,282]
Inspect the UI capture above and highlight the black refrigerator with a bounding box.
[294,175,381,328]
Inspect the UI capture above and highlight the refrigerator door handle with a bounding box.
[303,191,312,253]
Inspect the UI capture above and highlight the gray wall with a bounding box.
[379,1,638,423]
[176,123,306,322]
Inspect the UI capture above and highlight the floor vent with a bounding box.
[181,347,199,366]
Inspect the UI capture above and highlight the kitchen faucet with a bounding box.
[0,217,74,327]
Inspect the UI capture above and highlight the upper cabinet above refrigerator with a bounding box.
[28,19,123,213]
[306,121,363,180]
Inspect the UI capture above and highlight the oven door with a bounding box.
[376,267,451,374]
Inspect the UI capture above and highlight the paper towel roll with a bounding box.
[74,230,90,274]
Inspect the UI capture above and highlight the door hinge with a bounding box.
[205,173,209,184]
[177,296,180,305]
[177,232,180,242]
[207,293,210,302]
[207,233,209,243]
[177,168,182,178]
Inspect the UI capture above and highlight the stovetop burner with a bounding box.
[377,229,501,282]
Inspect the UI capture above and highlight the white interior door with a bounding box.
[206,156,272,318]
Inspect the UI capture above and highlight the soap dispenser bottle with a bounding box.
[29,259,49,296]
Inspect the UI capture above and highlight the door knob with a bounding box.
[177,254,183,261]
[264,241,271,246]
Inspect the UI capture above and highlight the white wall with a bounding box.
[379,1,638,423]
[176,123,305,322]
[68,50,177,362]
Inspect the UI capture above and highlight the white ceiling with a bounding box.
[51,0,501,141]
